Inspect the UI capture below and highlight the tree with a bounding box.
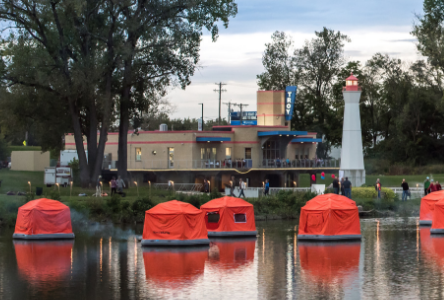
[257,31,294,90]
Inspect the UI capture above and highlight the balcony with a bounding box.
[118,158,340,171]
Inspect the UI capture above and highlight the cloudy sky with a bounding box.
[168,0,424,120]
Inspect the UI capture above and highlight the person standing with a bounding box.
[203,179,209,193]
[424,177,430,195]
[264,179,270,196]
[110,177,117,195]
[343,177,352,199]
[116,176,126,194]
[376,179,382,199]
[340,177,345,196]
[429,179,437,193]
[238,179,246,198]
[437,181,442,191]
[401,179,409,201]
[332,176,340,194]
[96,175,102,197]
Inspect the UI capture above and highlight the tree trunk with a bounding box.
[118,103,129,182]
[68,98,89,187]
[88,101,98,184]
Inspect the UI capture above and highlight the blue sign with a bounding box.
[285,86,297,121]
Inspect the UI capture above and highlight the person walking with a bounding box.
[332,176,340,194]
[340,177,345,196]
[437,181,442,191]
[238,179,246,198]
[401,179,409,201]
[229,177,235,196]
[116,176,126,195]
[343,177,352,199]
[376,179,382,199]
[203,179,209,193]
[424,177,431,195]
[264,179,270,196]
[110,177,117,195]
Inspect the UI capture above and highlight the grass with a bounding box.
[7,146,42,156]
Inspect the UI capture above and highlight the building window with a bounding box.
[262,141,280,160]
[135,148,142,161]
[212,148,217,160]
[225,148,232,160]
[201,148,205,160]
[305,147,309,159]
[201,147,217,160]
[234,213,247,223]
[245,148,252,160]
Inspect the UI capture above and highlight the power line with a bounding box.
[214,82,227,125]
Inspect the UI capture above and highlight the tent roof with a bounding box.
[422,190,444,202]
[147,200,202,215]
[201,196,253,209]
[19,198,69,211]
[302,194,357,211]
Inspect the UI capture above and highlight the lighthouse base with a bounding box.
[340,169,366,188]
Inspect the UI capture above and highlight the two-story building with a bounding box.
[64,88,339,190]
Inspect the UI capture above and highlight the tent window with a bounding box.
[234,213,246,223]
[207,212,220,223]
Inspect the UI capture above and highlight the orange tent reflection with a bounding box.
[14,240,73,285]
[299,241,360,283]
[143,246,208,289]
[208,238,256,271]
[421,228,444,267]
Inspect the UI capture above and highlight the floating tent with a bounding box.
[431,198,444,234]
[297,194,361,240]
[143,247,208,289]
[207,238,256,271]
[200,196,257,237]
[420,191,444,226]
[13,198,75,240]
[299,241,360,286]
[14,240,73,285]
[141,200,209,246]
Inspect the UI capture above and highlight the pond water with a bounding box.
[0,218,443,299]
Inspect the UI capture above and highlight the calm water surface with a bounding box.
[0,218,443,299]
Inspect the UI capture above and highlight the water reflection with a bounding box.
[208,237,256,270]
[14,240,74,287]
[142,246,208,289]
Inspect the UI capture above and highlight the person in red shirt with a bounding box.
[429,180,437,193]
[436,181,442,191]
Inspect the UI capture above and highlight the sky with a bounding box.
[166,0,425,120]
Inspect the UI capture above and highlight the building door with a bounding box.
[168,148,174,168]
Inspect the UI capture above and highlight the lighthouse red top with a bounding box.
[345,73,359,91]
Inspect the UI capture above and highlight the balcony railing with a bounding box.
[120,158,340,170]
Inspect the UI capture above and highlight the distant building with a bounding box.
[65,88,339,190]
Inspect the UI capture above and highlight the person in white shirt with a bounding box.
[238,179,246,198]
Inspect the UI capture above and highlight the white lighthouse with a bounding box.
[340,73,366,187]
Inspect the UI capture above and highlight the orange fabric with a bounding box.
[299,241,360,282]
[298,194,360,236]
[420,191,444,222]
[200,196,256,232]
[208,239,256,270]
[142,200,208,240]
[14,241,73,285]
[432,199,444,229]
[14,198,73,235]
[143,248,207,288]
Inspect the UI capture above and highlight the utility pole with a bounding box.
[198,103,204,130]
[214,82,227,125]
[223,101,239,124]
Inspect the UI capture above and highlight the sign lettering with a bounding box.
[284,86,297,121]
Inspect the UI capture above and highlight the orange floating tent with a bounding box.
[207,238,256,271]
[298,194,361,240]
[143,247,208,290]
[13,198,75,240]
[431,198,444,233]
[142,200,209,246]
[299,241,360,285]
[200,196,257,237]
[14,240,73,286]
[420,191,444,226]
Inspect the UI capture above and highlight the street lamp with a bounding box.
[148,181,151,197]
[134,181,139,198]
[198,103,204,129]
[70,181,73,199]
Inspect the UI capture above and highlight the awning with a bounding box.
[257,131,307,137]
[196,137,231,143]
[291,138,322,143]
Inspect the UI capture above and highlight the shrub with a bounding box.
[351,187,377,199]
[106,194,121,213]
[47,190,61,201]
[131,197,154,222]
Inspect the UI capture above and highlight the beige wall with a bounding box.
[257,91,287,126]
[11,151,50,171]
[64,127,318,170]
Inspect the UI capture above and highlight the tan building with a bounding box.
[11,151,50,171]
[65,90,339,190]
